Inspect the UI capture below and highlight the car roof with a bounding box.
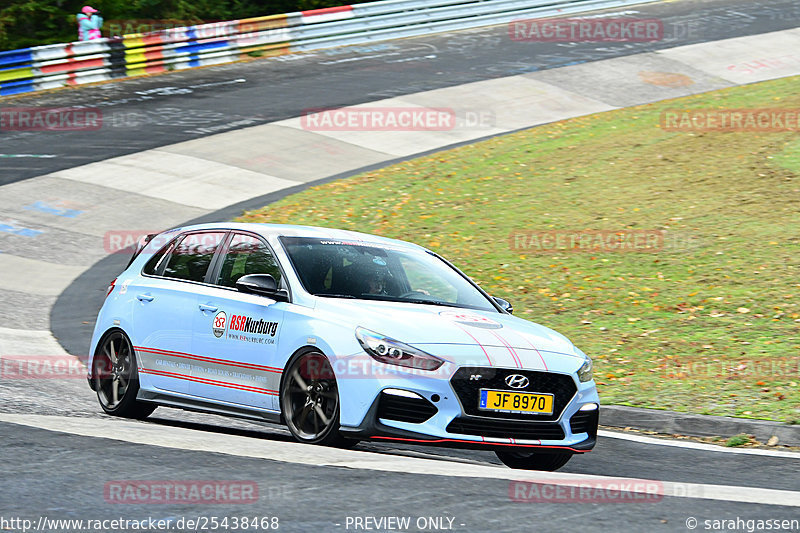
[164,222,429,252]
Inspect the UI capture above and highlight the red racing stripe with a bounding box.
[139,368,278,395]
[135,346,283,373]
[490,331,523,368]
[519,335,548,370]
[370,436,589,451]
[453,325,493,366]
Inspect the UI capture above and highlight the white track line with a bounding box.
[1,414,798,508]
[599,430,800,459]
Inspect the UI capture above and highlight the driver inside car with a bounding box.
[365,267,390,295]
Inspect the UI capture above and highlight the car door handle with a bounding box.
[136,293,154,302]
[198,304,218,313]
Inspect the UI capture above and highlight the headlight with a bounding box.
[355,327,444,371]
[578,355,593,382]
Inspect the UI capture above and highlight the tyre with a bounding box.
[495,449,573,471]
[280,350,356,447]
[93,330,156,419]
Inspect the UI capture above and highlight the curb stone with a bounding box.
[601,405,800,447]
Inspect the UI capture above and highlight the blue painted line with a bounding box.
[0,81,35,96]
[0,48,34,67]
[1,77,36,87]
[0,155,57,159]
[177,40,229,55]
[23,201,84,218]
[0,62,34,72]
[0,223,43,237]
[551,60,587,69]
[196,40,229,51]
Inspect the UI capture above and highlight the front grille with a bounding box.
[569,409,599,437]
[446,417,566,440]
[377,392,438,424]
[450,367,577,422]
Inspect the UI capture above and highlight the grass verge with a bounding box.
[239,76,800,422]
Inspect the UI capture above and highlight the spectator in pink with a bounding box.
[77,6,103,41]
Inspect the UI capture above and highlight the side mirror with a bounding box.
[235,274,289,302]
[493,296,513,314]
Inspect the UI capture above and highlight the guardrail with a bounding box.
[0,0,656,97]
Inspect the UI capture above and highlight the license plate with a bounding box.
[479,389,554,415]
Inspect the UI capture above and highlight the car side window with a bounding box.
[162,232,226,283]
[216,233,282,288]
[142,239,176,276]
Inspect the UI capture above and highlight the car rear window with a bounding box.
[142,237,177,276]
[162,232,226,283]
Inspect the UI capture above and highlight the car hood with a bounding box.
[317,298,585,370]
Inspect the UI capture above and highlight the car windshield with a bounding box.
[280,237,498,312]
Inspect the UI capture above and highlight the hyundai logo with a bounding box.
[504,374,529,389]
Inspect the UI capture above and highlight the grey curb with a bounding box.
[601,405,800,447]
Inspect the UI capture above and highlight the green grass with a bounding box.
[238,76,800,423]
[725,434,753,447]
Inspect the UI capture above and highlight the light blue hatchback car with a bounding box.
[88,223,599,470]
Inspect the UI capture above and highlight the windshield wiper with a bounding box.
[400,299,467,309]
[314,293,357,299]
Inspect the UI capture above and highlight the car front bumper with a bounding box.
[337,363,599,452]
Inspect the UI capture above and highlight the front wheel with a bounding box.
[93,330,156,419]
[280,351,356,448]
[495,449,572,471]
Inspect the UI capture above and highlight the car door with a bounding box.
[133,230,227,395]
[189,232,286,412]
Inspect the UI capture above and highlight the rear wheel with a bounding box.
[93,330,156,419]
[280,351,356,447]
[495,449,572,471]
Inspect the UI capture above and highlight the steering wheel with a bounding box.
[398,290,429,299]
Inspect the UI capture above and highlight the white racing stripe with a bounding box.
[1,414,798,508]
[599,430,800,459]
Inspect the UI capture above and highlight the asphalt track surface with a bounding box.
[1,0,800,531]
[2,0,800,185]
[1,410,799,533]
